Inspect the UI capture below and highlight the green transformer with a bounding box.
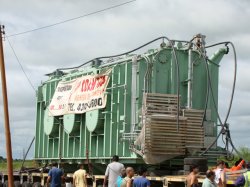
[34,34,228,171]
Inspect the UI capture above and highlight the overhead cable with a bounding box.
[7,0,136,37]
[56,36,181,131]
[6,37,36,91]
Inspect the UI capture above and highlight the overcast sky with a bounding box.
[0,0,250,159]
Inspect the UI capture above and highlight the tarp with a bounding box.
[49,69,111,116]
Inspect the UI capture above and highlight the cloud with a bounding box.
[0,0,249,159]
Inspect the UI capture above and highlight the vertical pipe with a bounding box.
[116,66,120,155]
[58,121,63,165]
[131,56,137,133]
[187,49,193,108]
[39,103,42,157]
[123,63,127,156]
[79,117,82,157]
[0,25,14,187]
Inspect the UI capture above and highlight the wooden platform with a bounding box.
[141,93,204,157]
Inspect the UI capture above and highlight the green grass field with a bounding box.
[0,160,37,172]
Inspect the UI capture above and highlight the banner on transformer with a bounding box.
[49,69,111,116]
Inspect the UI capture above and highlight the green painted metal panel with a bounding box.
[63,114,80,135]
[34,45,227,166]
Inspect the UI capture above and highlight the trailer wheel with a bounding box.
[14,181,21,187]
[32,182,41,187]
[3,181,8,187]
[22,182,32,187]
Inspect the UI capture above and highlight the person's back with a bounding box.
[48,166,63,187]
[107,162,124,186]
[104,155,124,187]
[214,167,224,187]
[120,168,134,187]
[133,176,150,187]
[133,167,150,187]
[214,160,225,187]
[202,170,216,187]
[214,168,222,183]
[117,169,126,187]
[186,165,199,187]
[120,177,132,187]
[202,178,216,187]
[73,167,87,187]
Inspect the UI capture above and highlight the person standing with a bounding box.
[133,167,150,187]
[231,158,245,171]
[73,164,87,187]
[213,160,226,187]
[120,167,134,187]
[103,155,125,187]
[47,162,64,187]
[117,169,126,187]
[235,162,250,187]
[202,170,216,187]
[223,162,231,172]
[186,165,199,187]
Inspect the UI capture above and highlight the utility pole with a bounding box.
[0,25,14,187]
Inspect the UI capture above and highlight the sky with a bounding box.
[0,0,249,159]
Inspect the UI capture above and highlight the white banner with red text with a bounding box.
[49,69,111,116]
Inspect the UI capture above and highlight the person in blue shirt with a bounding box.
[133,167,150,187]
[47,162,64,187]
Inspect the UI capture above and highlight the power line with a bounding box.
[6,35,73,137]
[7,0,136,37]
[6,37,36,91]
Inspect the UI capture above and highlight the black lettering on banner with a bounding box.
[58,85,72,92]
[91,99,95,107]
[73,98,103,112]
[98,98,102,106]
[84,103,87,111]
[77,103,81,111]
[68,103,74,111]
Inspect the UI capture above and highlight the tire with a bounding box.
[32,182,41,187]
[22,182,32,187]
[14,181,21,187]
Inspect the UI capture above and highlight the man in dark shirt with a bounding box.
[47,162,64,187]
[133,166,150,187]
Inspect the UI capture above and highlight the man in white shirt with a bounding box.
[103,155,125,187]
[213,160,226,187]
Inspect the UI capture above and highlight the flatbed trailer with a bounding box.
[0,170,242,187]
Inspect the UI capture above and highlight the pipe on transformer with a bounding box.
[131,56,138,133]
[208,47,228,65]
[187,48,193,108]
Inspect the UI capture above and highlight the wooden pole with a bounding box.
[0,25,14,187]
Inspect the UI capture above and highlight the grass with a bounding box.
[0,160,38,172]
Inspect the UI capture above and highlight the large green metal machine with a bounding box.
[34,34,228,171]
